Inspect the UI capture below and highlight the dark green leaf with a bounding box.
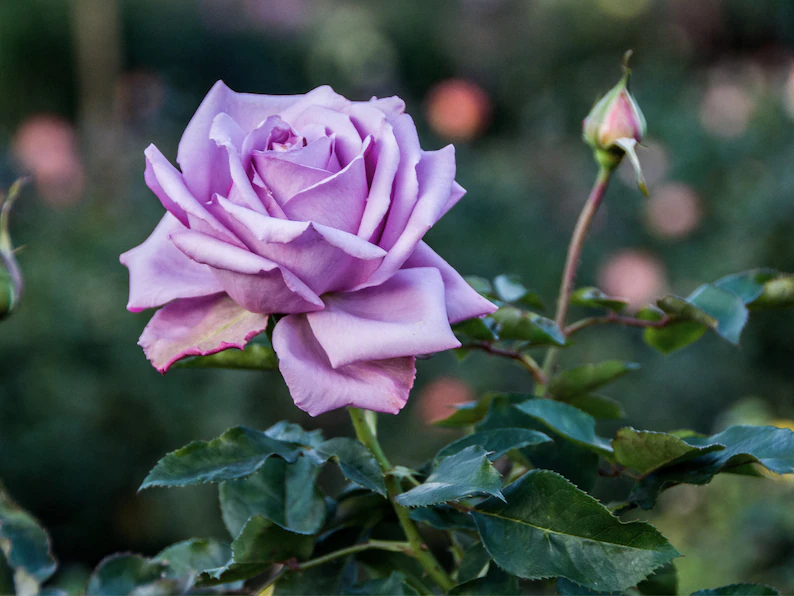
[493,274,545,309]
[220,457,326,537]
[571,287,627,312]
[565,395,625,420]
[658,284,748,345]
[548,360,639,401]
[692,584,780,596]
[154,538,235,592]
[457,543,490,584]
[197,516,314,587]
[472,470,680,592]
[409,505,477,531]
[637,562,678,595]
[490,307,565,345]
[714,269,778,304]
[396,446,504,508]
[433,393,529,428]
[514,399,612,456]
[450,567,519,595]
[557,577,620,595]
[0,553,13,596]
[452,318,497,341]
[140,427,301,490]
[612,428,726,476]
[311,437,386,496]
[172,343,278,370]
[87,555,174,596]
[0,484,57,587]
[273,560,357,595]
[476,396,599,490]
[434,428,551,462]
[630,425,794,509]
[264,421,325,448]
[343,572,418,595]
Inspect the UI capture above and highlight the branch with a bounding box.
[565,312,670,337]
[465,342,548,386]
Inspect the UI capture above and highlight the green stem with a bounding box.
[297,540,412,571]
[466,342,547,386]
[348,407,455,593]
[536,166,613,396]
[564,313,670,337]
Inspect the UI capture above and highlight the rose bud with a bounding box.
[582,51,648,195]
[0,179,25,320]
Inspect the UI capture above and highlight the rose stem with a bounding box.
[535,166,613,396]
[348,407,455,593]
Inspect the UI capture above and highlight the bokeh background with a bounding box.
[3,0,794,591]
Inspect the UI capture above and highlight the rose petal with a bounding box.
[306,268,460,368]
[252,153,331,206]
[170,230,324,314]
[402,241,498,323]
[367,95,406,119]
[177,80,303,201]
[291,105,363,166]
[120,213,224,312]
[272,314,415,416]
[139,293,269,373]
[281,138,370,234]
[215,196,385,294]
[362,144,457,287]
[264,136,334,170]
[346,104,400,241]
[377,113,422,250]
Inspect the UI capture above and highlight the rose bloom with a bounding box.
[121,82,496,416]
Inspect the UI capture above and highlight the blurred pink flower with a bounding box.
[598,249,668,310]
[644,182,703,239]
[418,377,475,424]
[425,79,491,141]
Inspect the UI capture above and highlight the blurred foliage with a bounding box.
[2,0,794,591]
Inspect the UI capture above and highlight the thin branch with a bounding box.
[565,312,670,337]
[466,342,548,386]
[291,540,413,572]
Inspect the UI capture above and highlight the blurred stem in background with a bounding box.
[536,166,613,395]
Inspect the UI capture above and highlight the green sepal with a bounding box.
[396,446,504,508]
[472,470,680,592]
[570,287,628,312]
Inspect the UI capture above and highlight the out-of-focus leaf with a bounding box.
[396,446,504,508]
[472,470,680,592]
[570,287,627,312]
[514,399,613,456]
[637,562,678,595]
[452,318,497,341]
[310,437,386,496]
[154,538,237,593]
[692,584,780,596]
[449,567,519,595]
[658,284,748,344]
[548,361,639,400]
[493,274,545,309]
[612,428,726,476]
[196,516,314,587]
[456,543,490,584]
[273,560,357,595]
[645,320,708,355]
[713,269,778,304]
[409,505,476,531]
[220,457,326,537]
[140,427,302,489]
[565,394,625,420]
[434,428,551,463]
[343,572,418,595]
[86,555,174,596]
[748,276,794,310]
[464,276,494,297]
[172,343,278,370]
[630,425,794,509]
[490,307,565,345]
[0,484,57,590]
[433,393,529,428]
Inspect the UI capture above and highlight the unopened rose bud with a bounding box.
[583,51,648,195]
[0,179,26,320]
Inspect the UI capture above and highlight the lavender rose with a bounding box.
[121,82,496,416]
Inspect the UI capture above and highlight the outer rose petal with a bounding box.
[139,293,269,373]
[170,230,324,314]
[402,241,498,323]
[272,314,415,416]
[120,213,223,312]
[306,268,460,368]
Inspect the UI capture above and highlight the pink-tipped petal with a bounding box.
[272,314,415,416]
[402,241,498,323]
[139,293,269,373]
[177,81,302,201]
[306,268,460,368]
[120,213,224,312]
[170,230,324,314]
[215,197,385,294]
[281,138,370,234]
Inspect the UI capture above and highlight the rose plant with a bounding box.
[4,57,794,595]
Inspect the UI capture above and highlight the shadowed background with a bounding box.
[2,0,794,591]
